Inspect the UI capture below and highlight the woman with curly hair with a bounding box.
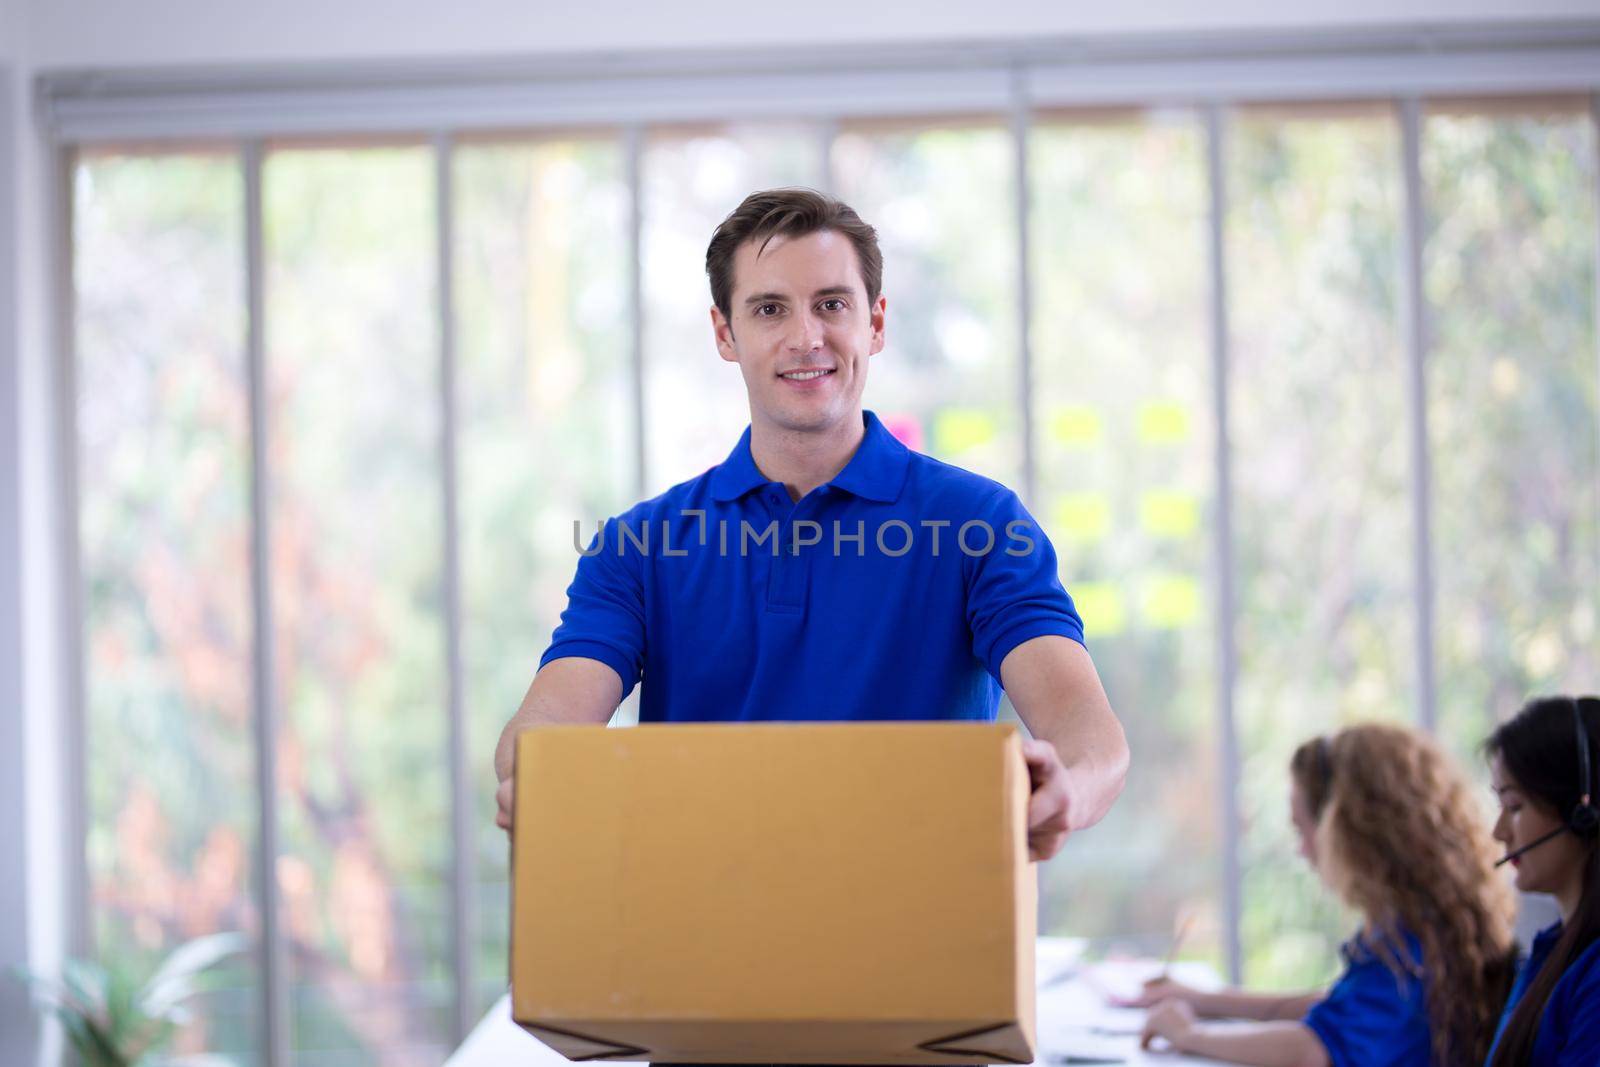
[1136,723,1517,1066]
[1485,695,1600,1066]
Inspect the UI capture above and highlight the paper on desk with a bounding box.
[1082,959,1222,1005]
[1036,935,1089,986]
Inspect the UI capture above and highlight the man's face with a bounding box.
[711,228,886,436]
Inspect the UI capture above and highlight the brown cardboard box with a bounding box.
[511,721,1036,1064]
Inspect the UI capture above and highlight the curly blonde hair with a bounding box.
[1290,723,1517,1066]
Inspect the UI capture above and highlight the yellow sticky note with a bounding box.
[1143,574,1200,629]
[1053,494,1110,542]
[1070,581,1125,637]
[1140,491,1200,539]
[933,409,998,455]
[1138,402,1191,445]
[1049,407,1102,447]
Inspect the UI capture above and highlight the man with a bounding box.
[495,188,1127,862]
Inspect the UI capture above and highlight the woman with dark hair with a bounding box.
[1485,695,1600,1066]
[1137,723,1517,1066]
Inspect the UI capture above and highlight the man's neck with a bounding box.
[748,410,867,503]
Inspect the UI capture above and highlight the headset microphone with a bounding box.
[1495,825,1568,867]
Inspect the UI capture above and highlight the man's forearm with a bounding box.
[1001,634,1130,833]
[1035,714,1128,832]
[494,658,623,781]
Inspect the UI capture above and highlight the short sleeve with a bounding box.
[962,488,1085,683]
[1303,951,1430,1067]
[537,516,647,698]
[1549,940,1600,1067]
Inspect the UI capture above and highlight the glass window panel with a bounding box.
[263,145,450,1065]
[452,136,632,1016]
[832,120,1020,484]
[1028,112,1220,968]
[1426,104,1600,766]
[642,124,824,490]
[75,149,261,1065]
[1227,106,1412,987]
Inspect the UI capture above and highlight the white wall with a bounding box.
[0,2,33,1060]
[23,0,1600,69]
[3,0,68,1061]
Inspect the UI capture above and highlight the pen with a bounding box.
[1159,911,1196,981]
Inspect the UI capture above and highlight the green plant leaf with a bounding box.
[138,933,247,1020]
[104,969,147,1047]
[12,969,81,1016]
[50,1000,129,1067]
[60,958,111,1018]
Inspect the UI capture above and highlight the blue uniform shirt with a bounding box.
[1487,921,1600,1067]
[539,409,1084,723]
[1303,929,1432,1067]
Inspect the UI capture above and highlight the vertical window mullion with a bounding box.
[244,137,290,1067]
[56,141,92,965]
[626,125,647,500]
[1593,92,1600,562]
[1011,68,1037,511]
[435,129,474,1046]
[1399,97,1438,735]
[1202,103,1243,986]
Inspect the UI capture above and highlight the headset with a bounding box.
[1496,696,1600,868]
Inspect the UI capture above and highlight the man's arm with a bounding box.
[999,634,1129,860]
[493,657,623,831]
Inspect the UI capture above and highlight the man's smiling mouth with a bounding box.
[779,369,835,381]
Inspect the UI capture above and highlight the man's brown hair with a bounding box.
[705,188,883,321]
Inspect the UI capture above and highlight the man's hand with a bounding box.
[1022,737,1071,862]
[1001,635,1129,843]
[495,777,515,833]
[493,658,624,836]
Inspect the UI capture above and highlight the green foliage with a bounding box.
[14,933,245,1067]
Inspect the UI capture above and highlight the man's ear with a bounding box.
[711,305,739,364]
[868,294,887,356]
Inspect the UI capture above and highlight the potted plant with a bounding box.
[14,931,246,1067]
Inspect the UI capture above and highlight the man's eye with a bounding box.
[756,303,781,317]
[821,299,846,312]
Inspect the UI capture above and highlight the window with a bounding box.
[452,134,632,1015]
[1227,104,1414,986]
[263,143,451,1064]
[76,147,261,1064]
[64,63,1600,1064]
[1425,100,1600,771]
[1028,109,1219,963]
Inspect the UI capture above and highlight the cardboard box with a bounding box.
[511,721,1037,1064]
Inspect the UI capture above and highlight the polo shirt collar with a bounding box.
[709,410,912,504]
[709,426,766,502]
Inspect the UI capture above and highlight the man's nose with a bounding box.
[787,310,824,352]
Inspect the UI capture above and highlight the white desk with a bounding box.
[446,939,1232,1067]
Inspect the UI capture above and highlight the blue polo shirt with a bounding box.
[1486,921,1600,1066]
[1303,928,1432,1067]
[538,409,1084,723]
